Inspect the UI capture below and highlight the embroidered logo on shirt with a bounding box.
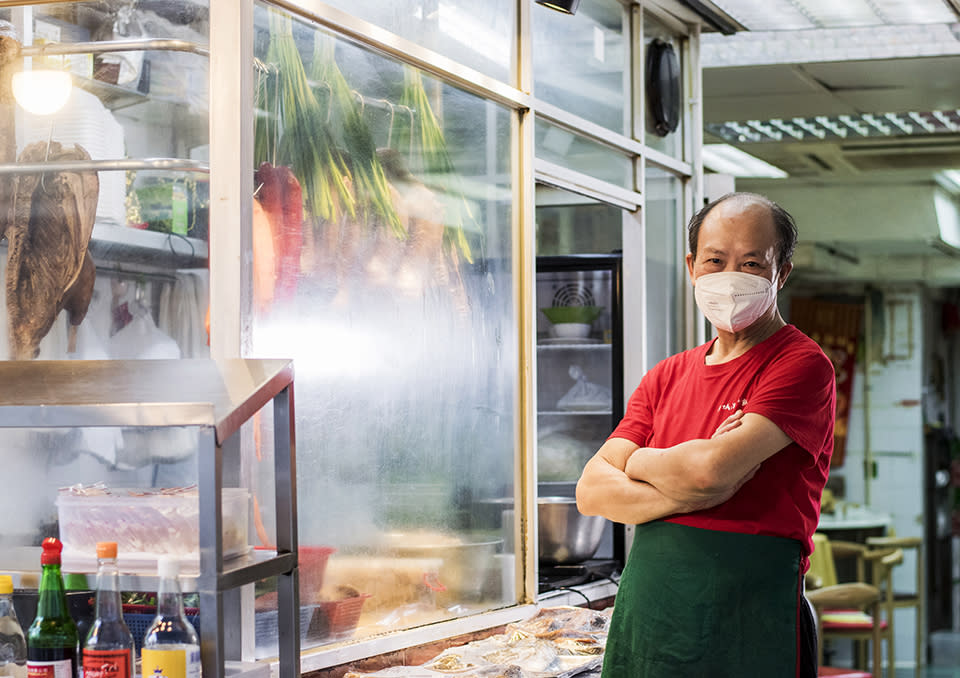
[718,398,748,413]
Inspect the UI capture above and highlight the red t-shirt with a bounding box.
[610,324,836,570]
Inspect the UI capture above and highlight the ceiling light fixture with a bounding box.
[535,0,580,15]
[702,144,788,178]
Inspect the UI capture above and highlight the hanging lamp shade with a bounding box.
[535,0,580,15]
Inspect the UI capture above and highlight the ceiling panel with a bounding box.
[703,92,858,123]
[803,56,960,90]
[702,64,818,96]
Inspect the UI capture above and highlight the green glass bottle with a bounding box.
[26,538,78,678]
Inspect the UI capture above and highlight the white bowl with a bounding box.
[551,322,591,339]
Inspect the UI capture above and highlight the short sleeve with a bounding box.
[608,366,660,446]
[746,346,836,460]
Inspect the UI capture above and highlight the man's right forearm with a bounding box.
[575,455,684,525]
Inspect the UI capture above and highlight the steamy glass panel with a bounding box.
[248,2,517,650]
[318,0,516,84]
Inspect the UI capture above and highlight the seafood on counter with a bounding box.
[6,141,99,359]
[343,606,611,678]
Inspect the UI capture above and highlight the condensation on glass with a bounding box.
[533,0,629,136]
[247,2,517,651]
[318,0,517,85]
[643,11,685,158]
[0,1,210,364]
[644,165,684,365]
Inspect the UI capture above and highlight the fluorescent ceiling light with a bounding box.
[707,0,957,30]
[707,110,960,144]
[938,169,960,193]
[702,143,788,178]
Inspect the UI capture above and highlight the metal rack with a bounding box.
[0,359,301,678]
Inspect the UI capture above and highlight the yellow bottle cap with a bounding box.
[0,575,13,594]
[96,542,118,559]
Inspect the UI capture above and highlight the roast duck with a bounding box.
[0,22,99,360]
[7,142,99,360]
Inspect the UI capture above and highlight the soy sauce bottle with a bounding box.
[27,538,78,678]
[82,543,133,678]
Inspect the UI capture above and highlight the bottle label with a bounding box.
[140,649,200,678]
[27,660,73,678]
[82,650,130,678]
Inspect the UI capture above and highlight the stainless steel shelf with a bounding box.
[89,222,208,267]
[0,358,300,678]
[0,359,291,445]
[537,342,611,350]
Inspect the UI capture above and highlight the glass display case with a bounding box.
[0,358,298,678]
[0,1,210,363]
[535,254,625,569]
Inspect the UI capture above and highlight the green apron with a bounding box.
[601,521,808,678]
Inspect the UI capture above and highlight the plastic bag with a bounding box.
[556,366,611,412]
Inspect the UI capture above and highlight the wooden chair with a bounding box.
[807,533,902,677]
[866,535,924,673]
[807,582,883,678]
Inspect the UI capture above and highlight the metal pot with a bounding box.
[537,496,605,565]
[379,532,502,601]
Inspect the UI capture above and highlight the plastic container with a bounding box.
[253,605,316,655]
[57,487,249,574]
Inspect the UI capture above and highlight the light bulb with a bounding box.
[12,69,73,115]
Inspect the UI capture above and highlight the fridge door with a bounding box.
[536,255,623,562]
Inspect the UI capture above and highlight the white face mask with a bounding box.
[694,271,777,333]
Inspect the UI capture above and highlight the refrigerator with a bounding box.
[536,253,625,584]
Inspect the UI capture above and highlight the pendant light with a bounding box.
[535,0,580,15]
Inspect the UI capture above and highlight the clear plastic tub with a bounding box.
[57,486,250,574]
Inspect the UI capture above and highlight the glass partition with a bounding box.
[533,0,629,135]
[247,2,517,651]
[644,165,684,366]
[318,0,516,84]
[536,120,632,187]
[535,186,622,256]
[0,1,210,363]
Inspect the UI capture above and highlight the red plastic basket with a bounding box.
[299,545,336,602]
[312,593,371,640]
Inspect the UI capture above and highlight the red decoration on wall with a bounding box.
[789,298,863,469]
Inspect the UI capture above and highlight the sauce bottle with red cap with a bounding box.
[26,538,78,678]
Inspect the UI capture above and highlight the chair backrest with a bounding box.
[810,532,839,588]
[865,535,922,599]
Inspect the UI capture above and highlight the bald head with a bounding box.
[688,192,798,271]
